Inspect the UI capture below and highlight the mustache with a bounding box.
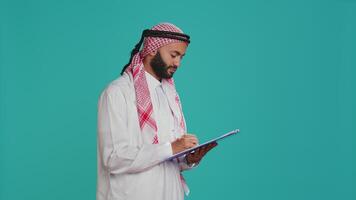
[167,66,177,70]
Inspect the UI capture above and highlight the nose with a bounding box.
[173,57,181,67]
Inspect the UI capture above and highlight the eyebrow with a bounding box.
[171,50,185,57]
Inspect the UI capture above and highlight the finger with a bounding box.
[182,134,197,139]
[185,141,197,148]
[183,137,199,146]
[203,142,217,151]
[190,151,199,159]
[194,146,205,156]
[200,146,207,152]
[201,144,217,155]
[187,154,199,163]
[193,146,204,154]
[189,151,197,157]
[207,143,217,150]
[196,144,215,156]
[191,138,199,145]
[204,143,217,151]
[184,135,199,143]
[184,136,198,143]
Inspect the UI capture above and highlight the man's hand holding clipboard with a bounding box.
[168,129,240,164]
[185,141,218,165]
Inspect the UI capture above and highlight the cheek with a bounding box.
[161,55,172,65]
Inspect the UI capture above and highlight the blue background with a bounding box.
[1,0,355,199]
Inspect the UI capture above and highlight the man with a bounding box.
[97,23,217,200]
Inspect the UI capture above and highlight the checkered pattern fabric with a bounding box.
[124,23,188,144]
[141,23,186,58]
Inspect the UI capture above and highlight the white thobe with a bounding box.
[97,70,195,200]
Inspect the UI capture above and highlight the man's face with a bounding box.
[150,42,187,79]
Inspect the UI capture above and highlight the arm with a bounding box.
[97,89,173,175]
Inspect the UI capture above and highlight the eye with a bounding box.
[171,54,177,58]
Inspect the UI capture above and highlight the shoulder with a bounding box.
[99,73,134,102]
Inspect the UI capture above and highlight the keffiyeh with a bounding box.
[124,23,190,145]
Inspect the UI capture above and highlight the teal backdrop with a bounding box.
[0,0,355,199]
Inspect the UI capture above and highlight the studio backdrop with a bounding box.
[0,0,355,199]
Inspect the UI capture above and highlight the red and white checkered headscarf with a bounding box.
[124,23,189,145]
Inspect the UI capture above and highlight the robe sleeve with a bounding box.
[97,88,173,175]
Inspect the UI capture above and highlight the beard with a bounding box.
[150,51,177,79]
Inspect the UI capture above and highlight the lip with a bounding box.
[169,68,177,73]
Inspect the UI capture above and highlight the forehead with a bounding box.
[159,42,188,54]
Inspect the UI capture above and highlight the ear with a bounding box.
[148,50,157,57]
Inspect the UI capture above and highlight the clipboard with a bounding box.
[166,129,240,161]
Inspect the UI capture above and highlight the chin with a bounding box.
[166,73,174,79]
[161,72,174,79]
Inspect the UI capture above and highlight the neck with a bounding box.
[143,57,161,81]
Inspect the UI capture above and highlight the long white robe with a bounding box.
[97,71,195,200]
